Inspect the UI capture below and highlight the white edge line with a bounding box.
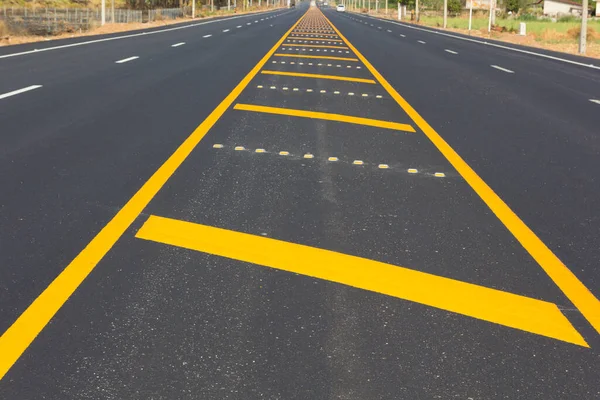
[0,8,290,60]
[351,12,600,71]
[0,85,43,100]
[115,56,139,63]
[171,42,185,47]
[491,64,514,73]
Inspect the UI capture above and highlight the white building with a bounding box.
[543,0,583,16]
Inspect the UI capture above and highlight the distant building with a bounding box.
[543,0,583,16]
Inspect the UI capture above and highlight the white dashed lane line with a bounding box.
[445,49,458,54]
[222,29,230,32]
[171,42,185,47]
[203,34,212,38]
[237,25,242,28]
[589,99,600,105]
[115,56,139,63]
[0,85,42,100]
[418,40,426,44]
[491,64,515,74]
[387,29,392,32]
[400,34,406,37]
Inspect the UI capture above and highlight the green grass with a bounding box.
[418,15,600,43]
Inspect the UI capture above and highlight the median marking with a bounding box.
[284,44,348,49]
[0,85,43,100]
[233,103,415,132]
[135,215,588,347]
[115,56,138,64]
[491,65,514,74]
[260,70,376,84]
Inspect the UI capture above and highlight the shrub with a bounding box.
[557,15,577,22]
[447,0,461,14]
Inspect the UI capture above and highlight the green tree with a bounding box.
[506,0,519,13]
[447,0,461,13]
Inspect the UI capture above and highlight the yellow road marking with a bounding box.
[274,53,358,61]
[135,215,588,347]
[294,32,339,37]
[321,10,600,336]
[287,37,344,42]
[0,10,309,381]
[233,103,415,132]
[261,70,375,84]
[284,44,349,49]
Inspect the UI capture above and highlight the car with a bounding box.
[336,4,345,11]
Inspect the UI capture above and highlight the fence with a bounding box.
[0,7,199,36]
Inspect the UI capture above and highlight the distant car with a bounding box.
[336,4,345,11]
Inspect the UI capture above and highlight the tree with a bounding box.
[447,0,461,13]
[506,0,519,12]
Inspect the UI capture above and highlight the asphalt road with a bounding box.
[1,3,600,399]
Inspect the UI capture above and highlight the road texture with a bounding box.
[1,2,600,399]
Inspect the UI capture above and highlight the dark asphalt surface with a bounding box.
[1,2,600,399]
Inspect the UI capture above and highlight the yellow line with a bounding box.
[0,11,309,381]
[234,103,415,132]
[287,37,344,42]
[321,10,600,336]
[274,53,359,61]
[283,44,348,49]
[261,70,375,84]
[293,32,339,37]
[136,215,588,347]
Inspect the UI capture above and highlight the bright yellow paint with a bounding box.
[293,32,339,37]
[321,10,600,336]
[261,70,375,84]
[274,53,359,62]
[283,44,349,49]
[234,103,415,132]
[136,215,588,347]
[0,11,310,381]
[287,37,344,42]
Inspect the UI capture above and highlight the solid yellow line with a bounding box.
[234,103,415,132]
[321,10,600,336]
[261,70,375,84]
[287,37,344,42]
[282,44,348,49]
[136,215,588,347]
[0,11,309,381]
[274,53,359,61]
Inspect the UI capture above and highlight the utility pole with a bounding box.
[415,0,418,22]
[443,0,447,28]
[192,0,195,18]
[580,0,588,54]
[385,0,388,14]
[101,0,105,25]
[111,0,114,22]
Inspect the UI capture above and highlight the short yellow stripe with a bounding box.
[136,215,588,347]
[233,103,415,132]
[287,37,344,42]
[293,32,339,37]
[273,53,358,62]
[283,44,349,49]
[261,70,375,84]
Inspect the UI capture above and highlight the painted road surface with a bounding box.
[1,3,600,399]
